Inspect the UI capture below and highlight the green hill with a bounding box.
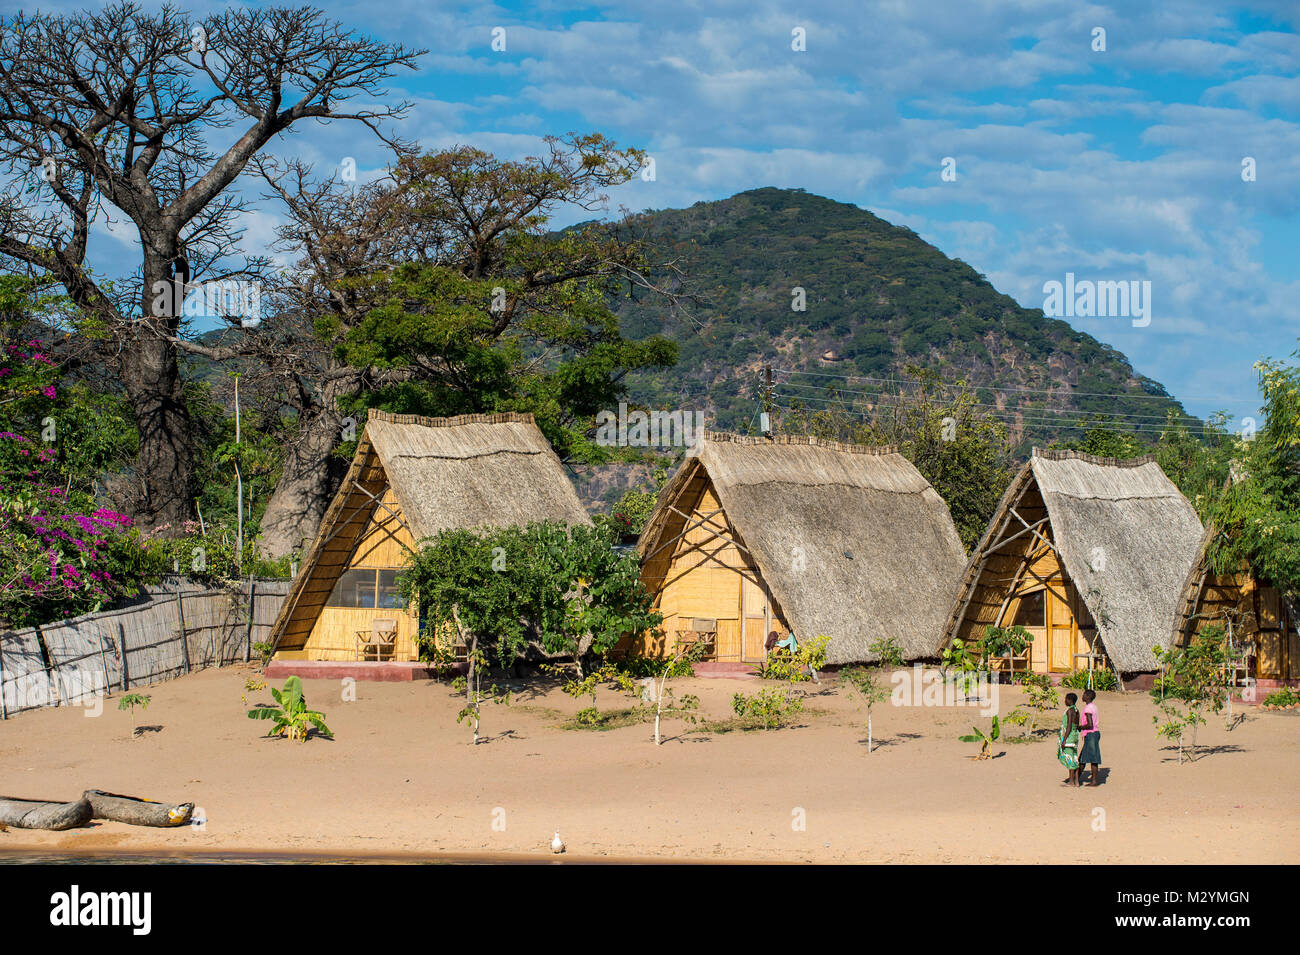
[617,187,1191,447]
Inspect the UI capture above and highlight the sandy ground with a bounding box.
[1,664,1297,863]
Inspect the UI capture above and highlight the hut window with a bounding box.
[377,569,406,609]
[326,568,407,609]
[328,568,378,608]
[1011,589,1045,627]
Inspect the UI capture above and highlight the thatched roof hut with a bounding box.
[268,411,590,660]
[939,449,1203,676]
[634,431,968,665]
[1171,522,1299,682]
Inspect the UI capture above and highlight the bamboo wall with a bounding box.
[1181,570,1297,681]
[0,577,290,720]
[635,477,788,662]
[953,483,1097,674]
[296,488,420,661]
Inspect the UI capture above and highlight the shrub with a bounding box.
[0,504,153,628]
[1061,668,1118,692]
[1262,687,1300,710]
[729,688,804,729]
[755,633,829,682]
[617,654,695,680]
[982,624,1032,658]
[247,676,333,742]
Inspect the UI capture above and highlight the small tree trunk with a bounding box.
[654,670,670,746]
[470,641,479,745]
[867,709,873,754]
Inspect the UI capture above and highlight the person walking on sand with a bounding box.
[1058,692,1081,786]
[1079,688,1102,786]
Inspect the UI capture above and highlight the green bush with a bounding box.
[1061,668,1118,692]
[1262,687,1300,708]
[616,654,695,680]
[754,634,829,682]
[729,688,803,729]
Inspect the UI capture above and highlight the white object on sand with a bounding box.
[551,831,565,854]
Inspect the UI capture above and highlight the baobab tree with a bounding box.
[0,2,421,529]
[214,137,684,557]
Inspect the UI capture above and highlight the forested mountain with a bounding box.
[615,187,1192,448]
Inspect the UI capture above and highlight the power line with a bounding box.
[770,365,1243,406]
[767,395,1230,436]
[766,404,1225,437]
[775,379,1195,422]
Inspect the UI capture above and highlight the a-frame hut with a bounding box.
[1171,524,1299,686]
[267,411,590,663]
[632,431,968,665]
[939,449,1204,681]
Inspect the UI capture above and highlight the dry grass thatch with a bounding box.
[269,411,590,652]
[940,449,1204,673]
[637,431,969,664]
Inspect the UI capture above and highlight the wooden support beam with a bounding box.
[993,553,1034,629]
[948,489,1027,643]
[658,540,763,591]
[318,480,390,551]
[350,482,415,551]
[986,516,1050,555]
[644,507,750,564]
[1009,507,1057,557]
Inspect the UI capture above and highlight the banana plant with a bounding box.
[959,715,1000,759]
[247,676,332,742]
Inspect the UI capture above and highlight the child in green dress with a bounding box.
[1058,692,1081,786]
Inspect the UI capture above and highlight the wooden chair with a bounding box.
[989,649,1031,681]
[675,618,718,661]
[357,618,398,661]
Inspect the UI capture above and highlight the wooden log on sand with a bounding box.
[0,795,93,830]
[83,789,194,827]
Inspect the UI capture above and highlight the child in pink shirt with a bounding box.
[1078,689,1102,785]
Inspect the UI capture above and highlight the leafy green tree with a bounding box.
[510,521,663,674]
[1054,420,1146,460]
[1153,411,1236,519]
[1206,344,1300,604]
[399,528,525,745]
[398,520,662,742]
[1151,628,1232,765]
[841,665,891,753]
[598,466,670,540]
[252,136,681,556]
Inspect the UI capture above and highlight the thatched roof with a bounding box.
[637,431,968,664]
[363,412,590,539]
[269,411,589,652]
[940,449,1203,673]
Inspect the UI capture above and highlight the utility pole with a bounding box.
[760,365,773,436]
[234,374,243,575]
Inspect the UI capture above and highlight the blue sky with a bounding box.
[16,0,1300,425]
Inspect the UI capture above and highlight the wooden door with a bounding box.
[741,575,771,663]
[1046,576,1075,672]
[1005,588,1047,672]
